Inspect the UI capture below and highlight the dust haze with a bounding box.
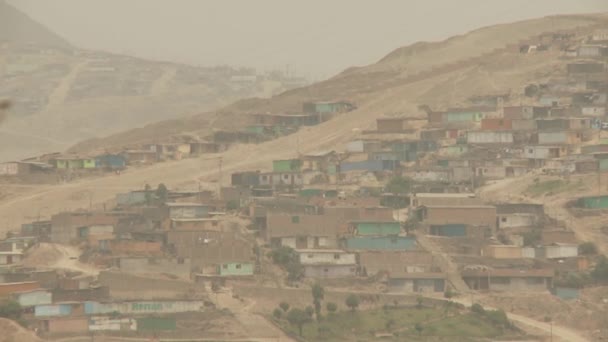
[1,1,608,341]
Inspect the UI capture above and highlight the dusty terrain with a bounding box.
[0,1,301,162]
[1,12,607,342]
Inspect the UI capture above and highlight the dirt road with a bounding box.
[23,243,99,276]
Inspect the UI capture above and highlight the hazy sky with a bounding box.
[8,0,608,79]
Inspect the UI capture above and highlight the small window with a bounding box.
[236,264,242,269]
[501,217,507,222]
[324,268,329,272]
[212,221,218,227]
[308,254,314,258]
[333,253,341,260]
[490,277,510,284]
[528,149,533,153]
[292,216,300,223]
[222,264,228,269]
[526,277,544,285]
[177,257,184,264]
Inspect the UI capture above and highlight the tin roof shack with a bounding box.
[496,203,545,229]
[462,267,553,292]
[576,195,608,209]
[99,239,163,256]
[0,161,53,177]
[296,249,357,279]
[190,141,227,155]
[416,205,497,233]
[537,131,586,145]
[0,281,40,297]
[265,214,346,249]
[273,159,302,173]
[358,251,441,281]
[348,221,401,236]
[21,220,52,241]
[51,156,97,170]
[258,172,304,188]
[51,211,127,244]
[536,118,592,131]
[121,150,158,164]
[480,118,512,131]
[162,203,211,220]
[567,62,605,75]
[346,139,382,153]
[190,237,254,277]
[523,145,567,161]
[541,230,577,245]
[301,151,337,173]
[231,171,260,187]
[339,160,399,173]
[466,131,514,145]
[95,154,126,170]
[252,113,320,127]
[503,106,550,120]
[410,193,480,207]
[303,101,355,114]
[375,118,419,133]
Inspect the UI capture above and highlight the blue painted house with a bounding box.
[96,154,127,170]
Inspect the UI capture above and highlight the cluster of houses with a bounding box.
[0,100,355,183]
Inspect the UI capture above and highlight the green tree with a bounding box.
[312,283,325,320]
[273,308,283,319]
[471,303,485,314]
[385,176,413,194]
[444,289,454,299]
[345,294,359,312]
[326,302,337,314]
[415,323,423,336]
[270,247,303,281]
[305,306,314,318]
[286,308,311,336]
[416,296,423,309]
[279,302,290,313]
[579,242,598,255]
[443,300,453,317]
[592,255,608,282]
[156,183,168,203]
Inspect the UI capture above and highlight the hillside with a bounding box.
[0,0,69,48]
[69,13,607,154]
[2,13,607,230]
[0,1,305,162]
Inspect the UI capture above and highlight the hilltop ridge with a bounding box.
[0,0,70,48]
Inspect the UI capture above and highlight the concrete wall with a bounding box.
[298,251,356,265]
[483,245,523,259]
[303,265,357,278]
[85,300,204,315]
[277,236,337,249]
[118,257,191,277]
[490,277,550,292]
[545,245,578,259]
[14,290,52,307]
[345,236,417,251]
[422,206,496,230]
[218,262,254,276]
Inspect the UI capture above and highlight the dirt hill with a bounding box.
[68,13,607,154]
[0,0,69,48]
[0,1,304,162]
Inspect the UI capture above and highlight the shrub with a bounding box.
[579,242,598,255]
[273,308,283,319]
[280,302,290,312]
[471,303,485,314]
[326,302,337,314]
[345,294,360,312]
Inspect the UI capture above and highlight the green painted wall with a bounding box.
[355,222,401,236]
[599,159,608,171]
[445,145,468,156]
[218,262,254,276]
[83,159,96,169]
[55,160,67,169]
[578,196,608,209]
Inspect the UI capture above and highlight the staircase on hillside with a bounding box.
[416,234,470,293]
